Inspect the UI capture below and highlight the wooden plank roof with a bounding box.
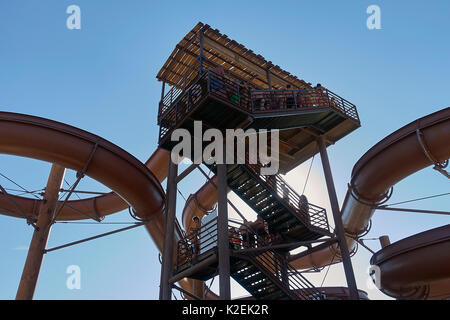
[156,22,312,90]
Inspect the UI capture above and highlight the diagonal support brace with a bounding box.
[416,129,450,179]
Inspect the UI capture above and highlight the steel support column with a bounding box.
[217,163,231,299]
[159,159,178,300]
[16,163,66,300]
[266,67,273,90]
[317,137,359,300]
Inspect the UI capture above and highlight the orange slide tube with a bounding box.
[2,108,449,299]
[289,107,450,299]
[370,224,450,299]
[0,112,212,298]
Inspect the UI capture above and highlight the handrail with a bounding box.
[158,70,359,144]
[250,87,359,121]
[227,219,323,300]
[232,153,330,234]
[175,217,323,300]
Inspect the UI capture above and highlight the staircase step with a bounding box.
[231,259,252,271]
[260,290,288,300]
[249,279,278,292]
[254,197,278,210]
[246,187,269,202]
[232,177,258,193]
[227,168,247,184]
[237,270,266,284]
[253,286,282,299]
[233,266,260,279]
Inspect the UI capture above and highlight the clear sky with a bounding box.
[0,0,449,299]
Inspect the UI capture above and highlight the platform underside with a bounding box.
[159,95,360,174]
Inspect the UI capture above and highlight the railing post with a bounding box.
[325,89,331,107]
[159,81,166,117]
[294,90,298,109]
[354,105,360,121]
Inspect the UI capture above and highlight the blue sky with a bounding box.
[0,0,449,299]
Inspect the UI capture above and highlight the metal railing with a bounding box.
[250,88,359,121]
[158,70,252,142]
[175,216,218,271]
[159,86,183,118]
[158,70,359,143]
[228,219,323,300]
[235,156,330,234]
[174,217,323,300]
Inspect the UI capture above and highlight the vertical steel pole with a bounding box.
[159,159,178,300]
[217,163,231,299]
[317,137,359,300]
[16,164,66,300]
[266,67,273,90]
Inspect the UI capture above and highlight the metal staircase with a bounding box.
[228,218,325,300]
[174,218,324,300]
[231,249,322,300]
[226,161,330,246]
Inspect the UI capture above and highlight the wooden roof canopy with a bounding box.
[156,22,312,91]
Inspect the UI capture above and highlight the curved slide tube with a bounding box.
[370,224,450,299]
[0,112,213,299]
[2,108,449,299]
[289,107,450,298]
[0,112,165,221]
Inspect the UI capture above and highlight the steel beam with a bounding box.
[176,163,198,183]
[159,159,178,300]
[288,238,338,262]
[16,164,66,300]
[375,206,450,215]
[217,163,231,299]
[317,137,359,300]
[169,254,217,284]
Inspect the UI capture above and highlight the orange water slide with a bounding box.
[0,112,214,298]
[2,107,449,299]
[289,107,450,299]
